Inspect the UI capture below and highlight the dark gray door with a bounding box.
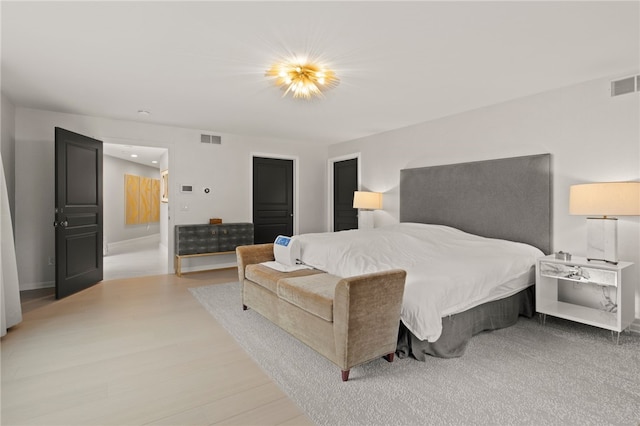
[55,127,103,299]
[253,157,293,243]
[333,158,358,231]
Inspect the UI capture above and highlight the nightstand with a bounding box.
[535,254,637,344]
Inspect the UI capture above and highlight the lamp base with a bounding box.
[586,217,618,264]
[358,210,374,230]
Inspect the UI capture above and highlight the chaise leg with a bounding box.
[383,353,395,363]
[341,370,350,382]
[242,304,248,311]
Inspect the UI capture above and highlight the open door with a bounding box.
[54,127,103,299]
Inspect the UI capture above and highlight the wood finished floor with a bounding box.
[1,269,313,426]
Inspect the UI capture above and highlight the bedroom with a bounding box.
[1,1,639,425]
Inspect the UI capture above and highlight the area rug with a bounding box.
[190,282,640,426]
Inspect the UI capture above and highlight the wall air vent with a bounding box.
[610,75,638,97]
[200,134,222,144]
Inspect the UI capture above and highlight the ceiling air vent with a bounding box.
[610,76,637,97]
[200,134,222,144]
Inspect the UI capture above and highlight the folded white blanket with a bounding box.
[260,261,312,272]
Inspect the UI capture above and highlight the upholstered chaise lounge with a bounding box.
[236,243,406,381]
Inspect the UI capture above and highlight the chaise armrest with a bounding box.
[333,269,406,377]
[236,243,275,282]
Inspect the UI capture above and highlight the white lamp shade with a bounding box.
[569,182,640,216]
[353,191,383,210]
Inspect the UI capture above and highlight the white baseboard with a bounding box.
[105,234,160,254]
[20,280,54,291]
[630,319,640,334]
[177,262,238,275]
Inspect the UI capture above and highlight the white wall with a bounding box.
[329,73,640,320]
[159,150,169,251]
[103,154,161,248]
[14,108,327,289]
[1,93,16,228]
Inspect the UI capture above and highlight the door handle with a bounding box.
[60,220,68,228]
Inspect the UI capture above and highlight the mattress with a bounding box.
[295,223,543,342]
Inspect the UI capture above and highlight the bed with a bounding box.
[296,154,552,359]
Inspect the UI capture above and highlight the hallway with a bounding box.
[103,236,169,281]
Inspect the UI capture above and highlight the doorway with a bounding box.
[333,158,359,231]
[329,154,360,232]
[102,143,169,280]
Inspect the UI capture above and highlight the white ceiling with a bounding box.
[103,143,166,169]
[2,1,638,145]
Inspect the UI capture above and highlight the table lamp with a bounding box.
[353,191,383,229]
[569,182,640,264]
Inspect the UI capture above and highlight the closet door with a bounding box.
[333,158,358,231]
[252,157,293,243]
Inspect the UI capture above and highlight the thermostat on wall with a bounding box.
[180,184,194,193]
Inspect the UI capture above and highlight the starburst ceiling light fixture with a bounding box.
[266,59,339,100]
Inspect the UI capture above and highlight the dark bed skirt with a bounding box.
[396,286,535,360]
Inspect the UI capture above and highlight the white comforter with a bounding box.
[295,223,543,342]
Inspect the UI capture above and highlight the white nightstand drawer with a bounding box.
[539,261,617,287]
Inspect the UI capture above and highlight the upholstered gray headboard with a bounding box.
[400,154,552,254]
